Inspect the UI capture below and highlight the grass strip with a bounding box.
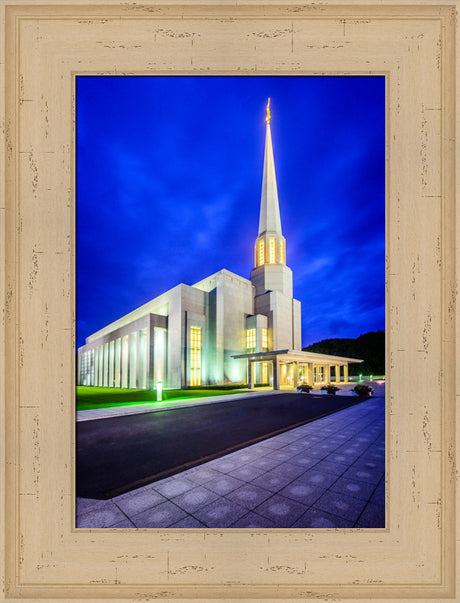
[76,386,245,411]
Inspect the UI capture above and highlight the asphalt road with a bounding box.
[76,392,367,499]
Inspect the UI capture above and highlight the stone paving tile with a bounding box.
[303,447,334,460]
[342,465,383,485]
[254,494,308,527]
[248,455,283,471]
[170,516,207,528]
[292,507,355,528]
[77,503,127,528]
[131,501,188,528]
[171,486,220,514]
[184,466,224,485]
[264,449,296,462]
[251,471,296,493]
[311,459,349,477]
[287,452,321,470]
[370,478,385,506]
[277,480,326,506]
[314,490,367,523]
[294,469,339,490]
[211,458,242,473]
[279,442,309,455]
[109,517,137,528]
[329,477,376,502]
[225,448,267,462]
[225,483,273,510]
[115,489,167,516]
[227,464,267,482]
[327,451,362,465]
[356,502,385,528]
[351,459,385,472]
[193,499,248,528]
[154,476,197,498]
[76,497,112,517]
[268,461,308,480]
[203,475,246,495]
[230,512,280,528]
[254,438,288,450]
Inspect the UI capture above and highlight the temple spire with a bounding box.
[258,99,282,237]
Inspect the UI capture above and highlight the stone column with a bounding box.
[273,359,280,390]
[248,360,254,389]
[343,364,349,383]
[335,364,341,383]
[109,341,115,388]
[325,364,331,384]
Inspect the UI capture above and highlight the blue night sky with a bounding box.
[76,76,385,350]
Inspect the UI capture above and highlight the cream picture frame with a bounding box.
[0,1,458,601]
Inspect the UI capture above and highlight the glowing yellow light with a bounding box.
[266,98,271,124]
[269,238,276,264]
[262,328,268,352]
[258,240,265,266]
[246,328,256,353]
[279,240,285,264]
[190,326,202,386]
[261,362,268,384]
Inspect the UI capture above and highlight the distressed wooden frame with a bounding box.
[0,1,457,601]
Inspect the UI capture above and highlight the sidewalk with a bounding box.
[76,392,385,529]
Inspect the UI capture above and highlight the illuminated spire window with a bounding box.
[279,240,285,264]
[258,240,265,266]
[190,326,202,386]
[246,328,256,353]
[269,238,276,264]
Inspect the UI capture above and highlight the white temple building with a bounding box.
[77,101,362,391]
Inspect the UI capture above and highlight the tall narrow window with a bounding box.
[190,326,202,386]
[246,328,256,353]
[262,328,268,351]
[261,362,269,384]
[279,240,285,264]
[258,240,265,266]
[269,238,276,264]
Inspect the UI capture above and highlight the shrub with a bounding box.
[297,384,313,393]
[353,384,374,396]
[321,385,340,395]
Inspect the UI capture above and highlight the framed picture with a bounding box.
[75,75,386,523]
[1,0,457,600]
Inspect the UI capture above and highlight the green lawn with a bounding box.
[76,386,246,411]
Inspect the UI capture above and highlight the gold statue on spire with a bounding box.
[266,98,271,124]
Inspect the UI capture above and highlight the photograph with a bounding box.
[75,75,385,529]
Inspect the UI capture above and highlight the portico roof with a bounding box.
[231,349,363,365]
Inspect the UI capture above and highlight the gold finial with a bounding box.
[265,98,271,124]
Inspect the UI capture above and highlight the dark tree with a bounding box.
[303,330,385,376]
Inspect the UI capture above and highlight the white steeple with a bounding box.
[258,99,283,237]
[253,99,287,270]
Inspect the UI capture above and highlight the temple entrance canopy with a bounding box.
[232,349,363,391]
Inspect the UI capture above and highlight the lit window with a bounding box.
[261,362,269,384]
[279,240,285,264]
[190,326,202,386]
[258,240,265,266]
[246,328,256,353]
[269,238,276,263]
[262,328,268,351]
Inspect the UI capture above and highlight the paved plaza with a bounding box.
[76,388,385,529]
